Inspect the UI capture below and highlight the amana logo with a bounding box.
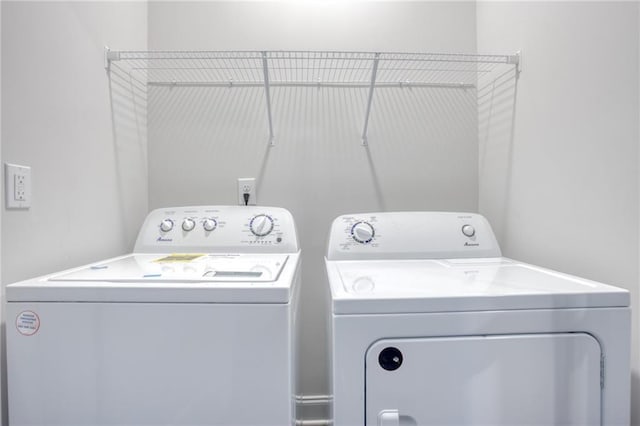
[157,237,173,242]
[464,242,479,247]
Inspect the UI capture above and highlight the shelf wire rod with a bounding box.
[316,53,323,87]
[220,54,234,85]
[342,56,351,85]
[190,51,211,84]
[328,54,336,84]
[244,56,259,84]
[261,51,275,146]
[144,80,475,89]
[350,57,363,84]
[303,53,308,85]
[361,53,381,146]
[179,52,193,82]
[233,55,245,85]
[231,54,243,83]
[204,55,216,83]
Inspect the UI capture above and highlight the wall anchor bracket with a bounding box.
[508,50,522,77]
[104,46,120,71]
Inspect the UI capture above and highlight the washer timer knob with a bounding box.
[160,219,174,233]
[351,221,375,244]
[203,218,217,232]
[462,224,475,237]
[250,214,274,237]
[182,218,196,232]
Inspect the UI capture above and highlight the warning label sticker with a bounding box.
[16,311,40,336]
[153,254,205,263]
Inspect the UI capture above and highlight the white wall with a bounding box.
[477,1,640,422]
[147,1,478,408]
[0,2,4,423]
[1,3,147,421]
[2,1,148,285]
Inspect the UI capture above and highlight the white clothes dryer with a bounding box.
[326,212,630,426]
[7,205,300,426]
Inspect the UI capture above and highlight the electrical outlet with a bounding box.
[15,174,26,200]
[5,163,31,209]
[237,178,256,206]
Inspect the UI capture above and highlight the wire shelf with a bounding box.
[106,49,520,144]
[107,50,517,87]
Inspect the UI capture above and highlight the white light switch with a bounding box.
[5,163,31,209]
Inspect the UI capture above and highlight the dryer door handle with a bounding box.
[378,409,399,426]
[377,410,418,426]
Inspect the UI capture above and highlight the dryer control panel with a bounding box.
[134,206,299,253]
[326,212,501,260]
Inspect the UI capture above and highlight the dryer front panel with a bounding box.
[365,333,601,426]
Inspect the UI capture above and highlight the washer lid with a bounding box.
[7,253,297,303]
[328,257,629,314]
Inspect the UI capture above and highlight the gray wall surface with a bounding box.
[0,1,3,422]
[147,1,478,399]
[1,1,148,286]
[477,1,640,423]
[1,3,148,420]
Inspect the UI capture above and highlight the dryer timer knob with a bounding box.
[351,221,375,244]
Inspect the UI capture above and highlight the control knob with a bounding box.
[203,218,217,232]
[250,214,274,237]
[182,218,196,232]
[462,224,475,237]
[351,221,375,244]
[160,219,174,233]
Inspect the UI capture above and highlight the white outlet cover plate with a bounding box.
[5,163,31,209]
[237,177,256,206]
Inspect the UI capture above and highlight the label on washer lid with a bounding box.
[16,311,40,336]
[153,254,205,263]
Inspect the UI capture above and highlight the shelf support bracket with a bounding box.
[361,53,380,146]
[261,51,275,146]
[508,50,522,78]
[104,46,120,71]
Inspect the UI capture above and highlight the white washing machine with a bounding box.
[7,205,300,426]
[326,212,630,426]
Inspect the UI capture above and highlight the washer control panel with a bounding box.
[134,206,298,253]
[327,212,501,260]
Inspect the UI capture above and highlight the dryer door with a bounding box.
[365,333,601,426]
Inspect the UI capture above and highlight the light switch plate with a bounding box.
[5,163,31,209]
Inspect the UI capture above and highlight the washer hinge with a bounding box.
[600,355,605,389]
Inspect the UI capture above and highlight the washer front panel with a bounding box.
[7,301,294,426]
